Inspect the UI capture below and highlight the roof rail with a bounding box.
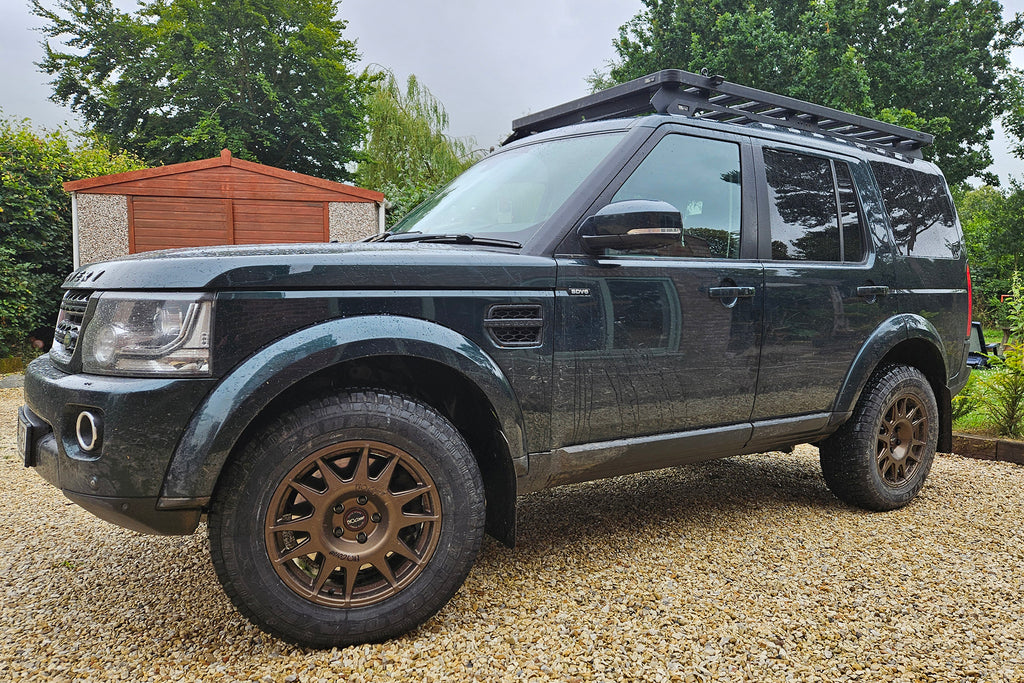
[506,69,933,158]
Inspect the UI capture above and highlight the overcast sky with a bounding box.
[3,0,1024,183]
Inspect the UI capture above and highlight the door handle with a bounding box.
[708,286,755,299]
[857,285,890,297]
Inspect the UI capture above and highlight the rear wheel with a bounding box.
[820,364,938,511]
[209,390,485,647]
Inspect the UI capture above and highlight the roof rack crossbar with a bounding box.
[506,69,932,158]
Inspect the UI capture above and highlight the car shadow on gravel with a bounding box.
[498,452,843,562]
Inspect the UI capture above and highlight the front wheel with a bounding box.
[208,390,485,648]
[820,364,938,511]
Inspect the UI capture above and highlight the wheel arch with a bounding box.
[832,314,952,452]
[159,316,524,546]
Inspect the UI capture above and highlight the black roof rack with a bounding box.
[506,69,933,159]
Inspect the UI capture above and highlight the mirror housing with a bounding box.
[578,200,683,253]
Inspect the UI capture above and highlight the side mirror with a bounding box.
[578,200,683,253]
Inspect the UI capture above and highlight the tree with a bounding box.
[592,0,1023,185]
[32,0,369,181]
[355,69,481,226]
[0,116,145,356]
[954,182,1024,322]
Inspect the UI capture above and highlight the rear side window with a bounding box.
[763,149,866,262]
[870,161,960,259]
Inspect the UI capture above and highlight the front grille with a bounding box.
[484,304,543,348]
[51,289,91,361]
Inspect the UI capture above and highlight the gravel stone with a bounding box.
[3,385,1024,681]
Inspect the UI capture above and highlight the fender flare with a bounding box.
[158,315,526,502]
[831,313,948,421]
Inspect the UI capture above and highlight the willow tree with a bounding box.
[356,70,480,225]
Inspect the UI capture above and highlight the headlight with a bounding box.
[81,293,213,376]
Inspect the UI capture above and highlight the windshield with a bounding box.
[391,133,626,243]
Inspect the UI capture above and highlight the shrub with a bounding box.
[952,371,980,422]
[0,116,144,356]
[0,246,35,356]
[978,270,1024,437]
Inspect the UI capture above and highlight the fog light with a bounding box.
[76,411,101,452]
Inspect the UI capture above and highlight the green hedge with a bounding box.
[0,117,144,357]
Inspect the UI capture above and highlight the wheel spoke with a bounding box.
[401,510,440,524]
[316,458,348,496]
[390,483,433,507]
[385,536,424,566]
[310,558,336,596]
[374,453,399,486]
[268,514,318,536]
[899,398,911,420]
[371,553,398,587]
[879,457,895,481]
[342,561,360,605]
[291,478,328,505]
[273,540,317,566]
[349,444,372,486]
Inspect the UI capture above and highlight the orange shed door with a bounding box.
[130,197,326,252]
[233,200,327,244]
[131,197,231,252]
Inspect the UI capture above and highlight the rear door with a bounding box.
[752,143,898,421]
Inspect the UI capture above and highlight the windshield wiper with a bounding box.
[361,230,393,242]
[382,233,522,248]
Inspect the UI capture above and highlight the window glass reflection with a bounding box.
[764,150,839,262]
[835,162,866,262]
[870,161,960,259]
[610,134,742,259]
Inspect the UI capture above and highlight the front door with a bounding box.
[552,128,763,448]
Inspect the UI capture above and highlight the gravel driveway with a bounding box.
[2,384,1023,682]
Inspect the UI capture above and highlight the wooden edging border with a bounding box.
[952,432,1024,466]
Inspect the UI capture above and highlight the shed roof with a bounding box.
[63,149,384,203]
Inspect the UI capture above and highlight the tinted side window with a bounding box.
[763,150,839,261]
[870,161,959,258]
[611,134,742,259]
[835,162,866,262]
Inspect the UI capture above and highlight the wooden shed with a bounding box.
[63,149,385,267]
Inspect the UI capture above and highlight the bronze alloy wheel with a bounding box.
[264,440,442,608]
[876,394,928,487]
[819,364,937,511]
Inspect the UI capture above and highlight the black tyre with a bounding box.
[819,364,938,511]
[208,390,485,648]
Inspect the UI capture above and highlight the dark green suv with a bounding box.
[18,70,970,648]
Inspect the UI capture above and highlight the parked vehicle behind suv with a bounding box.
[18,70,970,648]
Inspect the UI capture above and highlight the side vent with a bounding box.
[484,304,543,348]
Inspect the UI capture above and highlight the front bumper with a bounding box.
[20,355,216,535]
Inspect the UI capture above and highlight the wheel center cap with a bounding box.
[891,422,912,460]
[344,508,369,531]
